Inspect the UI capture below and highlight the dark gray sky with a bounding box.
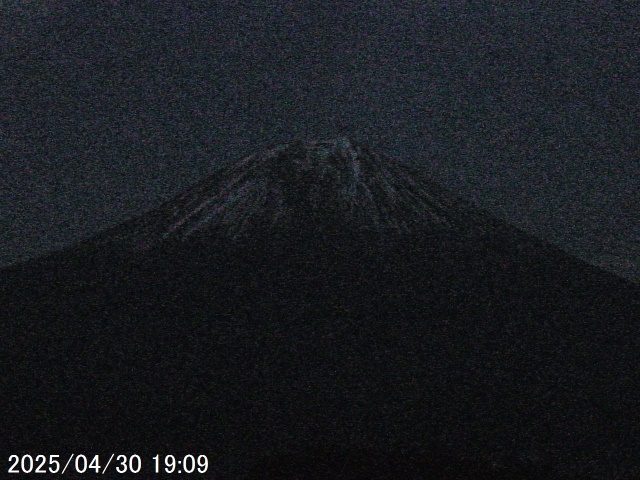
[2,1,638,281]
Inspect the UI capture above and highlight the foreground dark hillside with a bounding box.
[2,139,639,479]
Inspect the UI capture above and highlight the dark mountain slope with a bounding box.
[2,139,639,479]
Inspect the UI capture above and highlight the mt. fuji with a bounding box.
[2,139,639,479]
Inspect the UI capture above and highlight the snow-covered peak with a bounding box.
[166,138,454,238]
[94,138,478,252]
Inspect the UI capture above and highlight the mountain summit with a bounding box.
[91,138,487,255]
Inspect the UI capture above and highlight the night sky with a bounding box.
[2,1,638,281]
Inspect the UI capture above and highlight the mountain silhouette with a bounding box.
[2,139,639,479]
